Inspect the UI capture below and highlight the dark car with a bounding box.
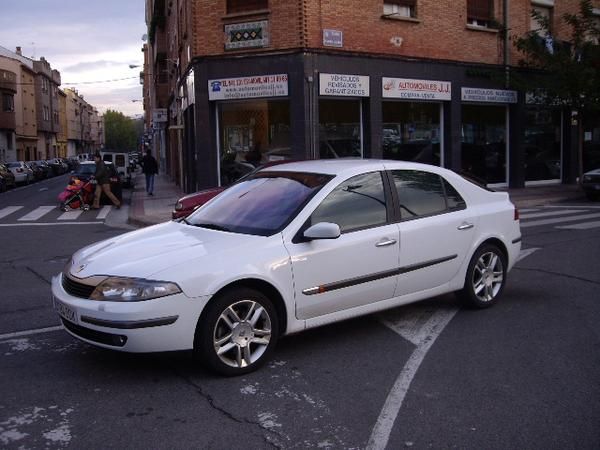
[0,163,17,192]
[172,160,293,219]
[27,161,46,181]
[72,161,123,202]
[33,160,52,179]
[581,168,600,200]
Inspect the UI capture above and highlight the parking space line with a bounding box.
[0,325,63,342]
[0,206,24,219]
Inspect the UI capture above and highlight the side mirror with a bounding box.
[303,222,341,241]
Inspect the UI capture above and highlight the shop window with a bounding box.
[319,99,362,159]
[311,172,388,233]
[524,108,561,182]
[227,0,268,14]
[382,102,441,166]
[467,0,494,27]
[383,0,416,19]
[218,100,290,185]
[461,105,507,185]
[391,170,447,220]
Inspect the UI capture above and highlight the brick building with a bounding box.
[145,0,600,193]
[33,57,62,159]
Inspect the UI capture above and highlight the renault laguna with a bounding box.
[52,160,521,376]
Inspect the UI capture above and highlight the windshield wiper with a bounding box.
[193,222,231,232]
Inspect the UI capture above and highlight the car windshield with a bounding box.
[7,162,20,168]
[76,165,96,175]
[186,171,333,236]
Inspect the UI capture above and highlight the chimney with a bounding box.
[16,46,22,55]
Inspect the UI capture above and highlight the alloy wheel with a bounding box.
[472,251,504,303]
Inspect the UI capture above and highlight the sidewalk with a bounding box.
[127,171,587,228]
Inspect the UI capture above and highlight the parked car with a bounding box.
[53,160,521,376]
[27,161,46,181]
[581,168,600,200]
[6,161,34,185]
[172,160,294,219]
[0,163,17,191]
[33,160,52,179]
[70,161,123,202]
[46,159,66,176]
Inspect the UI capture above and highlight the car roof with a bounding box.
[80,161,113,165]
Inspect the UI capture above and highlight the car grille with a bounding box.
[62,319,127,347]
[62,274,96,299]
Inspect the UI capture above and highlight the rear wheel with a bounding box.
[195,287,279,376]
[458,244,507,309]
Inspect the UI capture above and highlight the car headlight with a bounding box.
[90,277,182,302]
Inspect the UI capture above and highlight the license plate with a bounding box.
[54,297,77,324]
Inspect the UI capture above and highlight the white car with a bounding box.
[6,161,34,184]
[52,160,521,375]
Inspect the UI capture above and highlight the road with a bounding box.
[1,182,599,449]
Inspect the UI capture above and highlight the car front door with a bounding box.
[284,171,400,320]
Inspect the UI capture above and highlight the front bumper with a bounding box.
[51,274,210,353]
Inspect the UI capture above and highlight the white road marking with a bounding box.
[517,247,540,262]
[57,210,84,220]
[0,206,24,219]
[556,220,600,230]
[0,326,63,342]
[518,208,540,213]
[96,205,112,220]
[369,306,458,450]
[17,206,55,221]
[520,209,586,220]
[520,212,600,228]
[0,222,104,227]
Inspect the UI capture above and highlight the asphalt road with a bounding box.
[1,182,599,449]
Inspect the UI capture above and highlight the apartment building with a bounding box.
[33,57,62,159]
[145,0,600,192]
[0,67,17,162]
[57,89,68,158]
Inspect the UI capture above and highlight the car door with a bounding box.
[390,170,478,296]
[284,171,400,320]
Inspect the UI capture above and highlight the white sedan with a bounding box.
[52,160,521,375]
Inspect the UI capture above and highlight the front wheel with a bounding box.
[195,287,279,376]
[458,244,507,309]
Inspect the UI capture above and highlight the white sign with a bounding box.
[323,29,343,47]
[461,88,517,103]
[382,78,451,100]
[319,73,369,97]
[208,74,288,101]
[152,109,167,123]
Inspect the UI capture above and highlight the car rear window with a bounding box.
[187,171,333,236]
[76,165,96,175]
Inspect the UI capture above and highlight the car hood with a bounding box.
[179,188,225,207]
[584,168,600,176]
[69,221,265,280]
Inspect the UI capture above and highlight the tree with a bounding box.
[512,0,600,178]
[104,110,139,151]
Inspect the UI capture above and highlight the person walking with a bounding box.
[92,152,121,209]
[141,149,158,196]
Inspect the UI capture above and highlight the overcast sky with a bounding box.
[0,0,146,117]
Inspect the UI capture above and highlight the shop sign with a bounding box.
[208,74,288,101]
[382,78,451,100]
[461,88,517,103]
[152,109,167,123]
[319,73,369,97]
[323,29,343,48]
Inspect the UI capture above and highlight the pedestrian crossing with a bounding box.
[0,205,116,225]
[519,206,600,230]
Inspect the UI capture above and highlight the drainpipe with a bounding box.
[503,0,510,88]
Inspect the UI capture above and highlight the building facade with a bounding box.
[0,67,17,162]
[33,57,62,159]
[144,0,600,193]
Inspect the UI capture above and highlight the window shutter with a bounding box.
[227,0,268,14]
[467,0,493,21]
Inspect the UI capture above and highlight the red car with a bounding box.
[172,160,292,219]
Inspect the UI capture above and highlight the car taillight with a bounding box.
[514,207,519,221]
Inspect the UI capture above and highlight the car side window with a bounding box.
[310,171,388,233]
[391,170,449,220]
[443,179,466,211]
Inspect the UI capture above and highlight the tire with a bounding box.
[458,244,507,309]
[195,287,279,376]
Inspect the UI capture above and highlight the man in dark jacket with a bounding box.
[92,152,121,209]
[140,149,158,196]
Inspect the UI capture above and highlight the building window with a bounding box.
[319,99,363,159]
[383,0,416,19]
[467,0,494,27]
[227,0,268,14]
[2,93,14,112]
[531,3,552,37]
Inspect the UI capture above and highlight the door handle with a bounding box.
[457,222,474,231]
[376,238,397,247]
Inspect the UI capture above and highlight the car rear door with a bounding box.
[284,171,400,320]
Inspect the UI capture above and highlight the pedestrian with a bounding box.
[92,152,121,209]
[140,149,158,196]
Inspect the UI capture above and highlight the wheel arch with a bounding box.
[198,278,289,337]
[479,237,509,264]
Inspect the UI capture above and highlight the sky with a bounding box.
[0,0,146,118]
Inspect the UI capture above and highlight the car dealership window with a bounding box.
[391,170,448,219]
[319,99,363,159]
[310,172,387,233]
